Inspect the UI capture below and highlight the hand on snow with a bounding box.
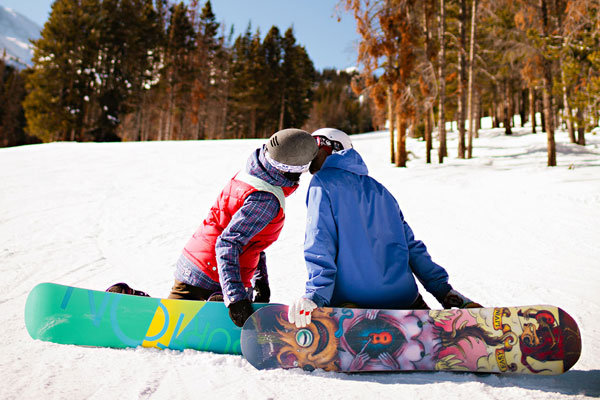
[441,289,482,309]
[228,299,253,327]
[287,297,318,328]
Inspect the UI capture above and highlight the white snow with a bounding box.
[1,123,599,399]
[0,5,41,67]
[4,35,30,49]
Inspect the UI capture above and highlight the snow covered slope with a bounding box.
[0,6,41,68]
[1,125,599,399]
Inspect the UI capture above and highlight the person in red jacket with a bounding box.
[170,128,318,327]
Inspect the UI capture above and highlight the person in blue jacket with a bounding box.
[288,128,482,328]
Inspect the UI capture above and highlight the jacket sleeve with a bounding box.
[401,211,453,302]
[303,177,338,307]
[216,191,279,306]
[252,252,268,286]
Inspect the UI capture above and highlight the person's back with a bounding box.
[288,128,482,329]
[305,148,448,308]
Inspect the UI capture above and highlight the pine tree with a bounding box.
[228,25,258,137]
[23,0,163,143]
[190,0,226,139]
[304,69,373,134]
[0,62,36,147]
[125,0,164,141]
[280,27,315,131]
[24,0,97,142]
[262,26,285,133]
[162,2,196,140]
[246,29,267,137]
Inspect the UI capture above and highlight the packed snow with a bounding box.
[1,122,599,399]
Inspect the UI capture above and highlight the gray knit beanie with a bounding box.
[265,128,318,171]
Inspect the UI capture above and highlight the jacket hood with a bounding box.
[319,148,369,176]
[246,145,299,188]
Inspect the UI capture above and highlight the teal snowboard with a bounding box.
[25,282,266,354]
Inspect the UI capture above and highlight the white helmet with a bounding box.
[311,128,352,153]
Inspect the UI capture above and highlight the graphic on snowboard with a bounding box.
[25,282,266,354]
[240,304,581,374]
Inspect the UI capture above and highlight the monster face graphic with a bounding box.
[344,317,404,358]
[274,308,339,371]
[241,305,581,375]
[517,308,581,373]
[336,309,442,371]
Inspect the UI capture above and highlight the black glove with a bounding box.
[253,278,271,303]
[228,299,253,327]
[441,289,483,309]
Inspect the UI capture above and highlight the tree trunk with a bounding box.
[438,0,447,164]
[409,117,417,138]
[539,97,546,132]
[395,113,407,167]
[542,74,556,165]
[457,0,467,158]
[195,104,204,141]
[423,0,434,164]
[529,87,536,133]
[250,108,257,138]
[492,99,500,128]
[561,68,576,143]
[135,106,143,141]
[519,89,527,127]
[278,92,285,131]
[466,0,477,159]
[540,0,556,166]
[166,86,175,140]
[388,86,395,163]
[425,110,431,163]
[576,108,586,145]
[476,88,481,136]
[503,81,512,135]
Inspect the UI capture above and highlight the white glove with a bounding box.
[287,297,318,328]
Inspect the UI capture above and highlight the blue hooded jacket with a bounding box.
[303,148,452,308]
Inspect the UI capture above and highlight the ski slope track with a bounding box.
[1,124,599,399]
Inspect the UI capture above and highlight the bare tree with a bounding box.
[438,0,447,164]
[457,0,468,158]
[466,0,478,159]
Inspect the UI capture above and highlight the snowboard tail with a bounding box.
[25,282,264,354]
[240,305,581,374]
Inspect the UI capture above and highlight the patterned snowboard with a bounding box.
[25,282,266,354]
[240,304,581,374]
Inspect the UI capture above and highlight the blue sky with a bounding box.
[1,0,360,71]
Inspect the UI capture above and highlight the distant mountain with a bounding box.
[0,6,42,69]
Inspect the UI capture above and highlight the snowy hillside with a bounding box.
[1,125,599,399]
[0,6,41,68]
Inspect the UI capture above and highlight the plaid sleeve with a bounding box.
[215,191,280,306]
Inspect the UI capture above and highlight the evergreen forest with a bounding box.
[1,0,373,147]
[1,0,599,168]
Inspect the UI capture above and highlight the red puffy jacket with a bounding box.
[183,172,295,288]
